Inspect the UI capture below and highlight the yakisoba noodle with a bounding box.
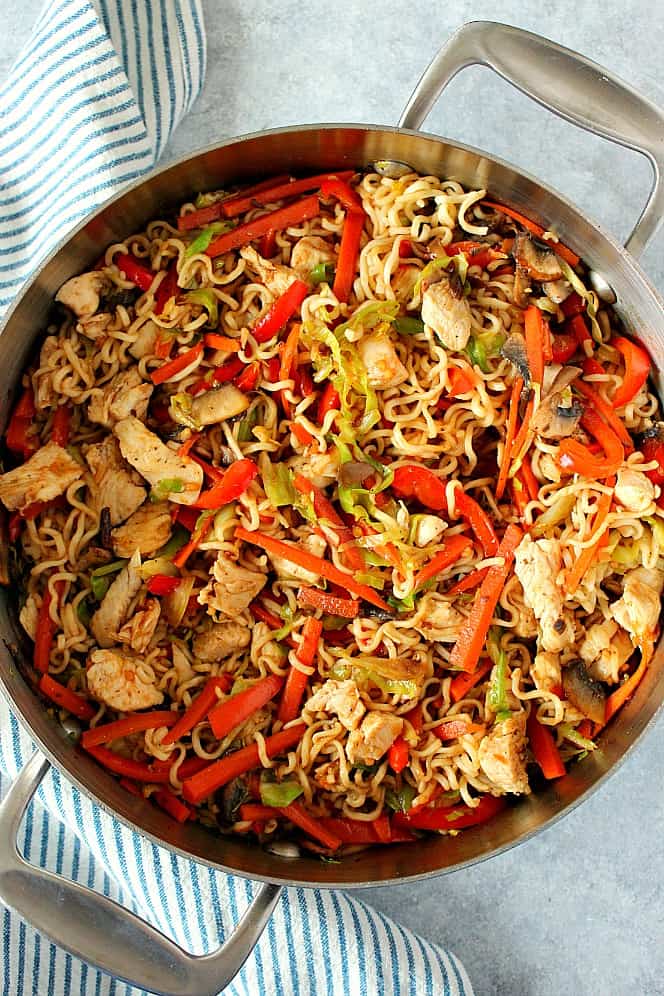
[2,167,662,852]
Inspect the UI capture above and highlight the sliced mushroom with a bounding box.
[512,264,532,308]
[542,279,572,305]
[500,332,530,383]
[562,658,607,724]
[190,384,250,426]
[513,234,564,282]
[532,365,583,440]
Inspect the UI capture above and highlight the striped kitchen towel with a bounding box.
[0,2,474,994]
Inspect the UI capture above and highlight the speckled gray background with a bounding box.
[2,3,664,994]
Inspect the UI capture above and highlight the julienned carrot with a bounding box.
[519,456,540,502]
[290,421,315,446]
[235,526,390,610]
[574,380,633,452]
[565,486,613,594]
[448,524,523,673]
[449,659,493,702]
[292,474,365,571]
[603,655,649,726]
[434,719,484,740]
[172,514,214,568]
[153,788,193,823]
[333,208,365,303]
[207,195,321,257]
[203,333,241,352]
[84,745,172,783]
[414,535,472,589]
[150,342,203,386]
[279,801,342,850]
[220,171,355,219]
[527,710,566,779]
[177,176,291,230]
[209,673,284,739]
[81,711,179,748]
[496,376,524,501]
[161,675,232,745]
[182,723,306,804]
[447,567,489,595]
[297,587,360,618]
[482,200,580,267]
[39,673,95,721]
[524,306,546,387]
[278,617,322,724]
[510,395,535,467]
[239,803,279,822]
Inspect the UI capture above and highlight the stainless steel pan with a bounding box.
[1,21,664,995]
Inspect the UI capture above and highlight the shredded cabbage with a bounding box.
[187,288,219,327]
[559,260,602,343]
[185,222,234,258]
[170,393,201,431]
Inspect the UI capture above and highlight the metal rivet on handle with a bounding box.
[588,270,617,304]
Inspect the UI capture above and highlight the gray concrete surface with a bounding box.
[2,2,664,994]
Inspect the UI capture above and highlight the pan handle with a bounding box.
[0,750,282,996]
[398,21,664,259]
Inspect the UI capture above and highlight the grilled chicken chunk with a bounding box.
[357,331,408,389]
[87,368,153,429]
[290,236,335,280]
[193,620,251,660]
[0,441,82,512]
[611,567,664,649]
[114,416,203,506]
[240,246,297,297]
[90,553,143,648]
[614,468,656,514]
[580,618,633,684]
[56,271,108,319]
[117,598,161,654]
[197,552,266,616]
[514,534,575,652]
[84,436,146,526]
[110,502,172,558]
[87,648,164,711]
[421,273,472,350]
[289,448,340,488]
[305,679,366,731]
[478,712,530,795]
[346,711,403,765]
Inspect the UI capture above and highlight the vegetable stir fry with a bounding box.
[2,166,662,854]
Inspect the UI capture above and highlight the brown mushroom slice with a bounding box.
[542,279,572,305]
[500,331,530,384]
[562,658,607,724]
[514,233,564,282]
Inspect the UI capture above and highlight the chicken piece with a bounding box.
[19,595,39,641]
[114,416,203,506]
[610,566,664,648]
[414,593,464,642]
[478,712,530,796]
[78,312,114,341]
[87,368,153,429]
[530,650,562,693]
[269,533,327,585]
[84,436,145,526]
[346,711,403,765]
[0,442,82,512]
[538,452,561,483]
[240,246,296,297]
[193,620,251,661]
[290,236,336,280]
[392,265,419,304]
[76,546,114,571]
[34,336,59,410]
[514,534,575,652]
[90,553,143,648]
[197,552,266,617]
[116,598,161,654]
[190,384,249,426]
[580,618,633,684]
[56,271,108,319]
[129,319,159,359]
[513,602,538,639]
[305,679,365,731]
[289,447,340,489]
[569,560,611,615]
[87,648,164,711]
[357,331,408,389]
[614,468,655,514]
[421,273,472,351]
[410,514,446,547]
[110,502,172,558]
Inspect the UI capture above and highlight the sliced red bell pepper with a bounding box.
[527,710,566,779]
[84,744,172,783]
[207,195,321,257]
[258,229,277,258]
[583,357,605,377]
[610,335,651,409]
[393,793,506,831]
[154,263,179,315]
[221,172,353,219]
[182,723,306,804]
[392,465,447,511]
[574,381,633,452]
[414,535,472,590]
[34,581,64,673]
[146,574,182,596]
[454,489,499,557]
[191,458,257,509]
[153,788,193,823]
[6,387,39,460]
[209,673,284,740]
[561,291,585,318]
[278,617,323,724]
[447,363,481,397]
[292,474,365,571]
[317,382,341,425]
[332,208,365,304]
[161,674,232,746]
[398,239,413,258]
[557,404,624,479]
[150,342,203,386]
[279,802,342,850]
[319,177,364,214]
[39,673,95,721]
[189,355,245,395]
[551,331,578,365]
[115,253,154,292]
[641,436,664,487]
[388,736,409,773]
[50,405,72,447]
[251,279,309,345]
[177,176,291,230]
[81,711,179,748]
[236,360,261,392]
[568,314,592,349]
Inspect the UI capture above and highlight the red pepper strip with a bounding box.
[321,815,415,845]
[154,263,179,315]
[557,405,624,479]
[209,673,284,740]
[50,405,72,447]
[176,755,215,780]
[193,355,246,396]
[182,724,306,804]
[333,208,365,304]
[278,617,323,724]
[568,314,592,348]
[39,673,95,721]
[448,524,523,673]
[404,703,424,737]
[8,513,22,543]
[319,177,364,214]
[449,659,493,702]
[221,172,354,219]
[392,465,447,512]
[290,421,315,446]
[192,458,257,509]
[398,239,413,258]
[447,363,481,397]
[236,361,261,392]
[565,486,613,594]
[207,195,321,257]
[641,436,664,487]
[6,387,39,459]
[279,802,342,850]
[172,515,214,568]
[150,342,203,386]
[611,335,651,409]
[239,803,279,822]
[527,710,566,779]
[174,505,202,533]
[574,381,633,452]
[495,376,524,501]
[188,455,226,484]
[393,793,506,832]
[154,334,174,360]
[292,474,365,571]
[115,253,154,292]
[551,331,578,365]
[481,201,579,267]
[297,587,360,618]
[447,566,489,596]
[85,745,172,783]
[414,535,473,590]
[435,719,484,740]
[146,574,182,596]
[249,602,298,649]
[446,241,507,270]
[454,489,499,557]
[203,333,241,352]
[81,711,179,748]
[258,229,277,258]
[561,291,585,318]
[583,357,605,377]
[388,736,409,773]
[524,305,546,387]
[318,383,340,424]
[252,278,309,345]
[34,581,64,673]
[161,675,232,746]
[119,777,142,797]
[153,788,193,823]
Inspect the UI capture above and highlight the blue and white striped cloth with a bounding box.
[0,3,474,993]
